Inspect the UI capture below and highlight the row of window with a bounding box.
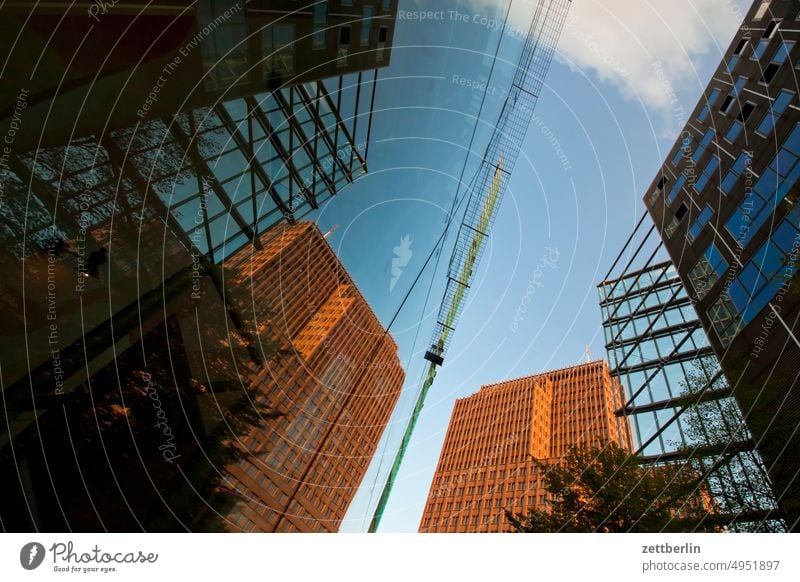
[709,205,800,346]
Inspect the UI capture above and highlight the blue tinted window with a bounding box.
[722,171,739,193]
[695,156,719,192]
[726,55,740,72]
[692,130,714,162]
[707,243,728,276]
[754,239,785,279]
[668,175,686,204]
[738,262,768,296]
[698,105,710,123]
[773,41,794,64]
[772,218,799,253]
[754,38,770,59]
[673,136,692,166]
[773,90,794,113]
[733,76,747,95]
[725,120,743,142]
[757,112,777,136]
[742,285,776,324]
[757,93,795,137]
[784,123,800,155]
[770,147,798,177]
[688,205,714,241]
[707,89,721,106]
[728,279,750,312]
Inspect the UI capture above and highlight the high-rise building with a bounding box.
[418,360,632,533]
[642,0,800,528]
[0,220,403,531]
[214,221,405,532]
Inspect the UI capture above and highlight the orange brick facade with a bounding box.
[419,360,632,532]
[219,222,404,532]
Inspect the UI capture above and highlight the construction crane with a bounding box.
[368,0,572,532]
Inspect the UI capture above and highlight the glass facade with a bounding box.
[710,206,800,346]
[3,81,370,266]
[599,225,784,531]
[725,122,800,248]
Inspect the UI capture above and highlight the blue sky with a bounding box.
[309,0,750,532]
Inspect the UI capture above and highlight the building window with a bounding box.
[721,152,752,194]
[737,101,756,122]
[732,76,747,96]
[712,206,800,346]
[692,129,715,162]
[376,25,388,61]
[755,90,794,137]
[667,174,686,205]
[753,38,770,60]
[665,202,689,238]
[753,1,771,21]
[382,0,391,10]
[197,0,248,90]
[759,41,793,85]
[763,18,781,39]
[725,123,800,246]
[761,63,780,85]
[672,135,692,166]
[773,41,794,64]
[337,25,351,66]
[313,2,328,49]
[688,205,714,242]
[719,95,734,114]
[262,25,296,78]
[725,120,743,143]
[361,6,373,45]
[689,242,728,299]
[648,175,668,204]
[695,156,719,193]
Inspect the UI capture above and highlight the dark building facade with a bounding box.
[418,360,632,533]
[643,0,800,528]
[0,0,397,146]
[0,1,397,532]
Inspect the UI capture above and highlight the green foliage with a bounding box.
[506,443,717,533]
[673,357,786,532]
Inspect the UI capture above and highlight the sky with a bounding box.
[307,0,750,532]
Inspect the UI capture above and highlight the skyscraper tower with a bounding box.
[214,221,405,532]
[419,360,631,532]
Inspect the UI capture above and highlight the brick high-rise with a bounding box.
[419,360,631,533]
[210,221,404,532]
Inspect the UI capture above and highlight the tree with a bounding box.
[506,443,720,533]
[673,357,787,532]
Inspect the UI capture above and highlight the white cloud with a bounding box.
[559,1,746,111]
[468,0,751,122]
